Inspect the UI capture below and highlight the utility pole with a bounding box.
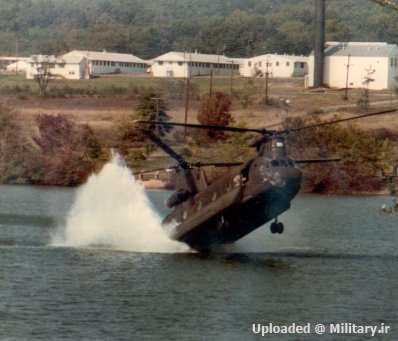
[230,61,234,99]
[209,70,213,97]
[264,56,270,105]
[150,96,163,121]
[246,39,253,58]
[313,0,325,87]
[343,54,351,101]
[184,52,192,139]
[15,40,19,75]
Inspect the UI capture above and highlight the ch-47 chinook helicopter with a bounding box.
[137,108,396,252]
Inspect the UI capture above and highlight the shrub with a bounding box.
[197,91,232,140]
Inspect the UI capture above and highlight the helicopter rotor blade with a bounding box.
[191,161,244,167]
[138,108,397,139]
[295,158,341,164]
[138,120,268,134]
[132,167,176,176]
[140,129,190,169]
[289,108,397,133]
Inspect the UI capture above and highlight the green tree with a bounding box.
[30,55,59,96]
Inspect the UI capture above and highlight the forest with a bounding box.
[1,0,398,59]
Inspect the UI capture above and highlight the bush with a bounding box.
[284,115,394,193]
[27,114,102,185]
[197,91,232,140]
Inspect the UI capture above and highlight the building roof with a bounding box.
[249,53,308,62]
[152,51,239,64]
[26,55,64,64]
[324,42,397,58]
[0,56,29,61]
[62,50,149,63]
[61,54,86,64]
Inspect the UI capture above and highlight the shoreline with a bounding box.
[0,180,396,197]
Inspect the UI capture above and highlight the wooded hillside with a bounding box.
[1,0,398,59]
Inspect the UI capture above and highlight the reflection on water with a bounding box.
[0,184,397,340]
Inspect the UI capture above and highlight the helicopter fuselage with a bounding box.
[162,155,303,251]
[139,109,397,251]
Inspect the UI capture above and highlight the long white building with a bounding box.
[241,54,308,78]
[26,50,150,80]
[150,51,241,77]
[62,50,149,78]
[308,42,398,90]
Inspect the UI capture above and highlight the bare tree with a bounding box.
[30,55,61,96]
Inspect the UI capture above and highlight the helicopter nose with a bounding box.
[275,167,302,186]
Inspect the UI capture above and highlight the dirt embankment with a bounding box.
[8,96,133,145]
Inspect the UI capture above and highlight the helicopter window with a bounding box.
[280,160,288,167]
[183,211,188,220]
[212,192,217,201]
[288,160,295,167]
[196,200,202,211]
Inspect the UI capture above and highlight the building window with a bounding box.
[300,62,305,68]
[276,61,279,66]
[286,61,290,66]
[178,61,183,66]
[248,61,252,67]
[158,61,163,65]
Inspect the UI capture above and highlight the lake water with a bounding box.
[1,160,398,340]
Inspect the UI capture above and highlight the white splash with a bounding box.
[52,152,188,253]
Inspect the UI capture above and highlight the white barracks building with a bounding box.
[26,50,149,80]
[308,42,398,90]
[151,51,241,77]
[241,54,308,78]
[64,50,149,78]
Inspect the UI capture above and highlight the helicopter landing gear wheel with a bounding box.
[270,220,284,234]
